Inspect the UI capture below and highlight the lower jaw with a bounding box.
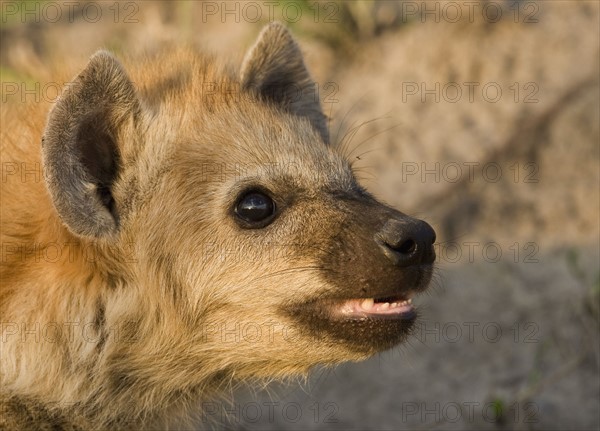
[341,308,417,321]
[284,296,420,355]
[327,315,418,354]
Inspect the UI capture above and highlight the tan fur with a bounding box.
[1,23,434,429]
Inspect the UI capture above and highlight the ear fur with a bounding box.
[42,50,140,238]
[240,22,329,143]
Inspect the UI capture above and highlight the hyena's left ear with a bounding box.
[42,50,141,239]
[241,22,329,144]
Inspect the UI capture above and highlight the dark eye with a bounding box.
[234,191,276,227]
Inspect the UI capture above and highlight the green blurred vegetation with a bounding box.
[285,0,412,58]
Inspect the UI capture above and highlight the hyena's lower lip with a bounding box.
[336,296,415,319]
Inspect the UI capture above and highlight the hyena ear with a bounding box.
[42,50,140,239]
[240,22,329,144]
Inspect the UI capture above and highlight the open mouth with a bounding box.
[286,288,425,354]
[335,293,416,320]
[286,266,433,353]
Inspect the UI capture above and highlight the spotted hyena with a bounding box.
[0,22,436,429]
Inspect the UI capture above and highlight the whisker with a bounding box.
[250,265,325,283]
[347,123,403,162]
[332,92,372,147]
[337,116,390,158]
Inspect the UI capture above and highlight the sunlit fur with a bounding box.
[1,23,426,429]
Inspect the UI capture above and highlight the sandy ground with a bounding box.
[2,1,598,429]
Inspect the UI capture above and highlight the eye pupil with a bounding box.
[235,192,275,225]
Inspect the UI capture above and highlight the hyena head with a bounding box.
[41,23,435,393]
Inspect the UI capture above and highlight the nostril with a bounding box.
[376,218,436,266]
[396,239,416,255]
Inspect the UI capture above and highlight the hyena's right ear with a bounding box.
[241,22,329,143]
[42,50,140,239]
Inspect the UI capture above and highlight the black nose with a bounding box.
[375,218,436,267]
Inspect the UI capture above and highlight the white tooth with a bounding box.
[407,298,412,304]
[380,302,390,310]
[361,298,374,309]
[391,302,397,308]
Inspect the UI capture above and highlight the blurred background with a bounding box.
[1,1,599,429]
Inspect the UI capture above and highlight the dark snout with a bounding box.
[375,217,436,267]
